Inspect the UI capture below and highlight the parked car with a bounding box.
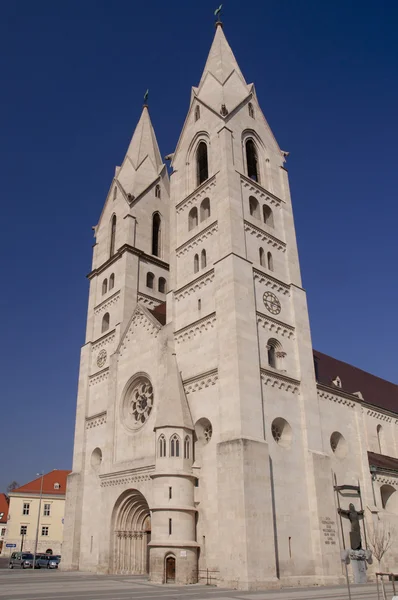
[35,555,60,569]
[8,552,35,569]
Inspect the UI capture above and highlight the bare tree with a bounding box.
[6,481,19,494]
[368,521,394,570]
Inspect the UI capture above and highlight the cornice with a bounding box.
[239,173,285,206]
[244,220,286,252]
[94,290,120,315]
[176,173,217,213]
[89,368,109,387]
[174,269,215,301]
[183,368,218,394]
[375,473,398,484]
[137,292,163,309]
[88,245,169,279]
[174,312,216,344]
[100,465,155,487]
[86,411,107,428]
[256,311,295,339]
[176,221,218,257]
[260,368,300,394]
[253,268,290,296]
[317,385,357,409]
[91,330,116,353]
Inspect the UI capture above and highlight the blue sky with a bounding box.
[1,0,397,492]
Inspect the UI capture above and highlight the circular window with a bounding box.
[195,418,213,445]
[91,447,102,469]
[271,418,292,449]
[330,431,347,458]
[122,375,154,431]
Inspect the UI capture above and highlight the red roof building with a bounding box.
[13,470,71,496]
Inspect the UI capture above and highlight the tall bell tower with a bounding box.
[168,21,321,588]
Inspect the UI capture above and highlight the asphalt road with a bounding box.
[0,569,385,600]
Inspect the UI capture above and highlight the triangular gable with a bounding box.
[117,303,162,357]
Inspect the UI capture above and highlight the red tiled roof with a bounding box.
[0,494,9,523]
[368,451,398,473]
[314,350,398,414]
[150,301,166,326]
[12,470,71,496]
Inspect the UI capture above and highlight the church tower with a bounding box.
[62,105,171,571]
[167,21,322,588]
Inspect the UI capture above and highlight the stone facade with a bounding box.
[62,24,398,589]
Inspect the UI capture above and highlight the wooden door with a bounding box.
[165,556,175,583]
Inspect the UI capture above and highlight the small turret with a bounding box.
[148,340,198,584]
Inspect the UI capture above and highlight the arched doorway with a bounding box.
[165,555,176,583]
[112,489,151,574]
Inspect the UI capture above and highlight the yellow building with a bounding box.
[3,470,70,557]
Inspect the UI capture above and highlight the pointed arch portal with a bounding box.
[112,489,151,574]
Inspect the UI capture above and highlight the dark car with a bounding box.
[35,555,60,569]
[8,552,35,569]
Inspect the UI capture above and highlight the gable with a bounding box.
[117,303,162,358]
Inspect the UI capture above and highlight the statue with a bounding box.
[143,89,149,105]
[214,4,222,22]
[338,502,364,550]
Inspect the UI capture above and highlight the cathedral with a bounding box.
[62,22,398,590]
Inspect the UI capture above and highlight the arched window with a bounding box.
[152,213,161,257]
[170,434,180,457]
[249,196,260,219]
[102,279,108,295]
[109,273,115,290]
[263,205,274,227]
[200,198,211,222]
[196,141,209,186]
[184,436,190,459]
[194,254,199,273]
[110,215,117,257]
[267,338,283,369]
[158,435,166,458]
[155,184,161,199]
[377,425,384,454]
[246,139,260,182]
[201,249,207,269]
[146,272,155,289]
[188,207,198,231]
[267,252,274,271]
[102,313,110,333]
[195,105,200,122]
[259,247,265,267]
[158,277,166,293]
[248,102,254,118]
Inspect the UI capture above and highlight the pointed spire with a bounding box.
[199,24,247,87]
[125,105,163,172]
[155,346,193,431]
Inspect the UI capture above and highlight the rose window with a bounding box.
[122,376,153,431]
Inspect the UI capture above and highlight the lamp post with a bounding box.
[33,472,44,567]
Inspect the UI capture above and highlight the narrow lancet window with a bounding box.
[196,142,209,186]
[152,213,161,257]
[246,140,259,182]
[110,215,117,257]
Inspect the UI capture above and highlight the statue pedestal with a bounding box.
[349,550,372,584]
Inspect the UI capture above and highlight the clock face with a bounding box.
[97,349,107,368]
[263,292,281,315]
